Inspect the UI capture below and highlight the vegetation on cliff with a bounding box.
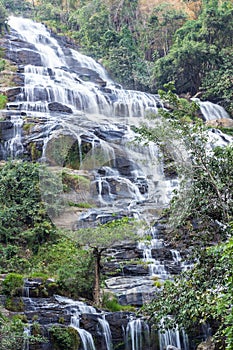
[0,0,232,348]
[137,89,233,349]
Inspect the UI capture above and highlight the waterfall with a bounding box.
[158,318,189,350]
[71,311,96,350]
[191,98,230,121]
[23,278,30,298]
[7,16,160,117]
[126,318,150,350]
[98,316,113,350]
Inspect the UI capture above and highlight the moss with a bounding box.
[62,171,90,192]
[23,122,34,134]
[0,60,18,87]
[68,201,92,208]
[5,297,24,312]
[0,94,7,109]
[49,325,80,350]
[218,127,233,136]
[28,142,42,161]
[102,293,135,312]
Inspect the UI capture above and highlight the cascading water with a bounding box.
[158,325,190,350]
[71,310,96,350]
[192,98,230,121]
[126,318,150,350]
[7,16,161,118]
[23,325,31,350]
[138,227,169,280]
[98,317,113,350]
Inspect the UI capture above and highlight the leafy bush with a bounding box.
[1,273,23,296]
[31,238,94,299]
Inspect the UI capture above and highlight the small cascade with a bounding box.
[71,311,96,350]
[158,318,189,350]
[23,325,31,350]
[6,115,24,158]
[98,316,113,350]
[170,249,182,264]
[55,295,96,314]
[23,278,30,298]
[201,322,212,341]
[126,318,150,350]
[192,98,230,121]
[138,227,169,280]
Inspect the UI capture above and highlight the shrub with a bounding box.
[2,273,23,296]
[49,326,80,350]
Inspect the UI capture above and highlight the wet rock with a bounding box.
[48,102,73,114]
[94,128,125,142]
[0,120,14,141]
[105,276,156,306]
[206,117,233,128]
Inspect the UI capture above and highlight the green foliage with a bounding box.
[0,161,57,260]
[3,0,33,14]
[0,59,5,71]
[62,171,90,192]
[201,49,233,115]
[0,314,45,350]
[69,217,138,304]
[31,237,94,299]
[138,87,233,348]
[0,1,7,33]
[102,292,135,312]
[153,0,233,101]
[1,273,23,296]
[49,326,80,350]
[72,217,137,251]
[0,93,7,108]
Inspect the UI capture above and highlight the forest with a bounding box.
[0,0,232,349]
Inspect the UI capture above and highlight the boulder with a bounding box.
[48,102,73,114]
[196,338,215,350]
[206,118,233,128]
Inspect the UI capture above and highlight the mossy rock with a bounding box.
[5,297,24,312]
[49,325,80,350]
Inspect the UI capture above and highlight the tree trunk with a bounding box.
[93,248,101,306]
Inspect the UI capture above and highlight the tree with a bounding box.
[69,217,138,306]
[153,0,233,99]
[0,161,56,251]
